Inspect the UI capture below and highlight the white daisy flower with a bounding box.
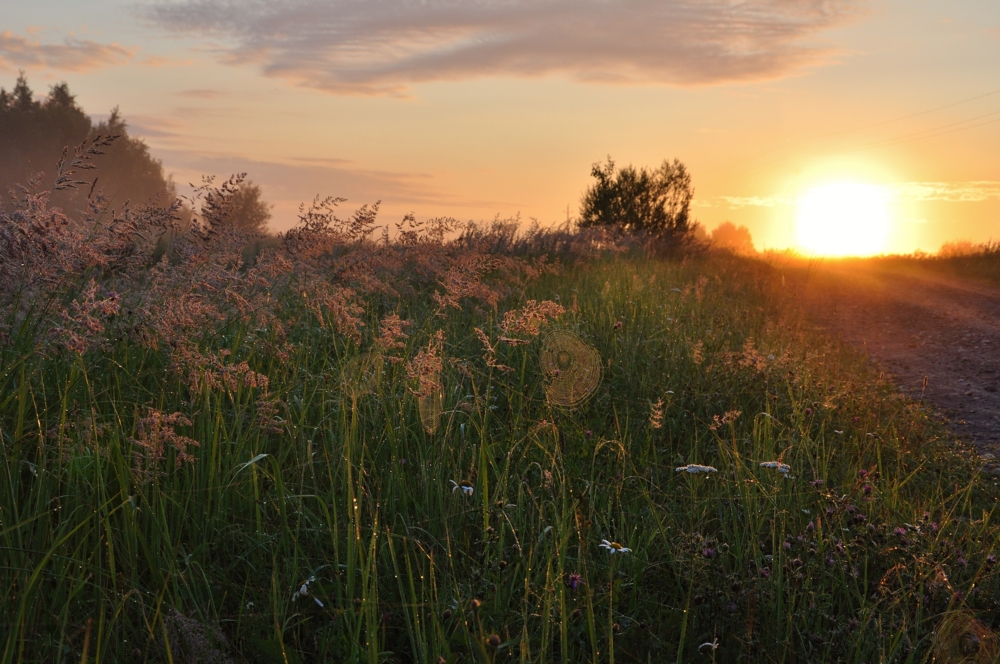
[600,539,632,554]
[291,576,324,608]
[450,479,474,496]
[675,464,718,474]
[759,461,791,474]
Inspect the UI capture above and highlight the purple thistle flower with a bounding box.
[567,573,583,592]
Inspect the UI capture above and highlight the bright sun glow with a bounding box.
[795,183,892,257]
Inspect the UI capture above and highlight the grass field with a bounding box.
[3,197,1000,662]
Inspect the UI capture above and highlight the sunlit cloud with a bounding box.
[714,195,794,208]
[890,181,1000,203]
[157,148,461,207]
[175,88,227,99]
[0,31,133,72]
[706,182,1000,209]
[144,0,866,95]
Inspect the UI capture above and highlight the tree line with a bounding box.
[0,74,270,233]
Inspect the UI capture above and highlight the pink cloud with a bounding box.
[0,31,134,72]
[146,0,868,96]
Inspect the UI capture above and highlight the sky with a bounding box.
[2,0,999,254]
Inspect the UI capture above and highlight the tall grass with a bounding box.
[3,245,999,663]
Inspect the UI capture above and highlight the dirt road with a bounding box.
[790,261,1000,453]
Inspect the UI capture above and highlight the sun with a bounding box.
[795,183,892,257]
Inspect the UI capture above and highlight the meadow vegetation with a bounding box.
[4,147,1000,663]
[843,240,1000,289]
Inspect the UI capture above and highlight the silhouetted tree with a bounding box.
[710,221,755,254]
[0,74,175,212]
[579,157,694,239]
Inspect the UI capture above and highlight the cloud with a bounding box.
[706,182,1000,209]
[175,88,226,98]
[0,31,133,72]
[714,194,794,208]
[890,181,1000,203]
[145,0,866,95]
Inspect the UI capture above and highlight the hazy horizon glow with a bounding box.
[3,1,999,254]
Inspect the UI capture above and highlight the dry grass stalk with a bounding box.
[498,299,565,345]
[407,331,445,433]
[130,409,199,480]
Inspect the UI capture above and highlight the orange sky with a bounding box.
[3,1,999,254]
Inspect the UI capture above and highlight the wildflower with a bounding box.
[600,540,632,555]
[863,484,872,495]
[804,407,812,416]
[567,573,583,591]
[675,464,718,474]
[893,527,907,538]
[702,547,716,559]
[759,567,771,578]
[782,541,792,551]
[858,469,868,478]
[759,461,791,474]
[987,554,997,567]
[292,576,324,608]
[585,429,593,438]
[450,480,474,496]
[810,479,824,488]
[613,321,623,330]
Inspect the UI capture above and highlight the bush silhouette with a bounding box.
[579,156,693,240]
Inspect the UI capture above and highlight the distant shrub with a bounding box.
[579,156,694,242]
[710,221,755,254]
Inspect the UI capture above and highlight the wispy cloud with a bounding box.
[175,88,226,99]
[891,181,1000,203]
[144,0,866,95]
[157,148,455,207]
[0,31,133,72]
[706,182,1000,208]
